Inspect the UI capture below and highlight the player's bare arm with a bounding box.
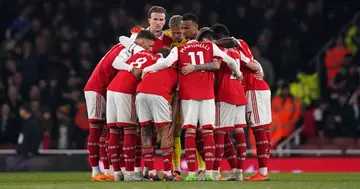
[214,37,238,48]
[253,59,264,80]
[181,59,221,75]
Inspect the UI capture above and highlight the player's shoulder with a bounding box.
[163,29,173,39]
[104,43,124,57]
[237,39,250,49]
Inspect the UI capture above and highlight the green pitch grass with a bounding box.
[0,172,359,189]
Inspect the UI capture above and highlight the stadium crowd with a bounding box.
[0,0,358,151]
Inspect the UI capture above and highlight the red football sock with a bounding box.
[142,147,154,171]
[99,131,110,170]
[161,147,173,172]
[184,131,197,172]
[196,130,205,160]
[253,128,269,168]
[108,129,121,172]
[224,133,237,169]
[87,123,103,167]
[214,130,226,171]
[106,130,111,163]
[119,133,125,169]
[266,129,271,158]
[135,133,142,168]
[234,131,246,170]
[202,130,215,171]
[123,127,137,172]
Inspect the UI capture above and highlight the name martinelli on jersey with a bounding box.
[180,43,210,53]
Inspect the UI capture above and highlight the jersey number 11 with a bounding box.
[188,51,205,65]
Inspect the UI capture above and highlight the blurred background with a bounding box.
[0,0,360,172]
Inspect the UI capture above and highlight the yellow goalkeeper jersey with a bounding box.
[164,29,188,48]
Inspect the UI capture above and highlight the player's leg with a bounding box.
[181,99,200,181]
[141,123,157,180]
[106,91,122,181]
[136,93,156,180]
[172,92,182,179]
[152,94,175,181]
[116,93,141,181]
[135,127,143,177]
[199,99,216,181]
[226,104,247,181]
[195,130,205,178]
[99,129,110,176]
[223,132,238,180]
[172,116,182,179]
[244,90,271,181]
[107,127,122,181]
[85,91,107,181]
[105,130,114,174]
[213,102,235,180]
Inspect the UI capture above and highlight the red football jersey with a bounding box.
[237,39,270,91]
[176,42,223,100]
[136,67,178,103]
[143,41,239,100]
[84,44,125,96]
[107,50,160,94]
[215,47,247,105]
[152,33,172,52]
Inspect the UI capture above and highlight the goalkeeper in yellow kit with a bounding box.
[164,15,206,181]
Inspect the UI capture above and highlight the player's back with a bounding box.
[137,67,178,102]
[177,41,216,100]
[107,50,160,94]
[84,44,124,95]
[236,42,270,91]
[215,47,246,105]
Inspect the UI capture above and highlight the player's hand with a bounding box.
[141,71,148,79]
[131,67,142,80]
[254,71,264,80]
[181,63,196,75]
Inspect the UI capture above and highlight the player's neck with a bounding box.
[150,29,162,38]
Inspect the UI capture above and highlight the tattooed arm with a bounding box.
[181,59,221,75]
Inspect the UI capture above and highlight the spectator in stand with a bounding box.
[251,46,275,88]
[329,92,356,137]
[278,36,300,82]
[270,84,302,147]
[325,37,352,86]
[0,103,19,146]
[16,103,42,157]
[312,101,331,137]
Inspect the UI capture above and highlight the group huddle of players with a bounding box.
[84,6,272,182]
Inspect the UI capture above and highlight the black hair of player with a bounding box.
[211,24,230,40]
[155,48,171,58]
[197,31,215,42]
[136,30,157,41]
[182,13,199,25]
